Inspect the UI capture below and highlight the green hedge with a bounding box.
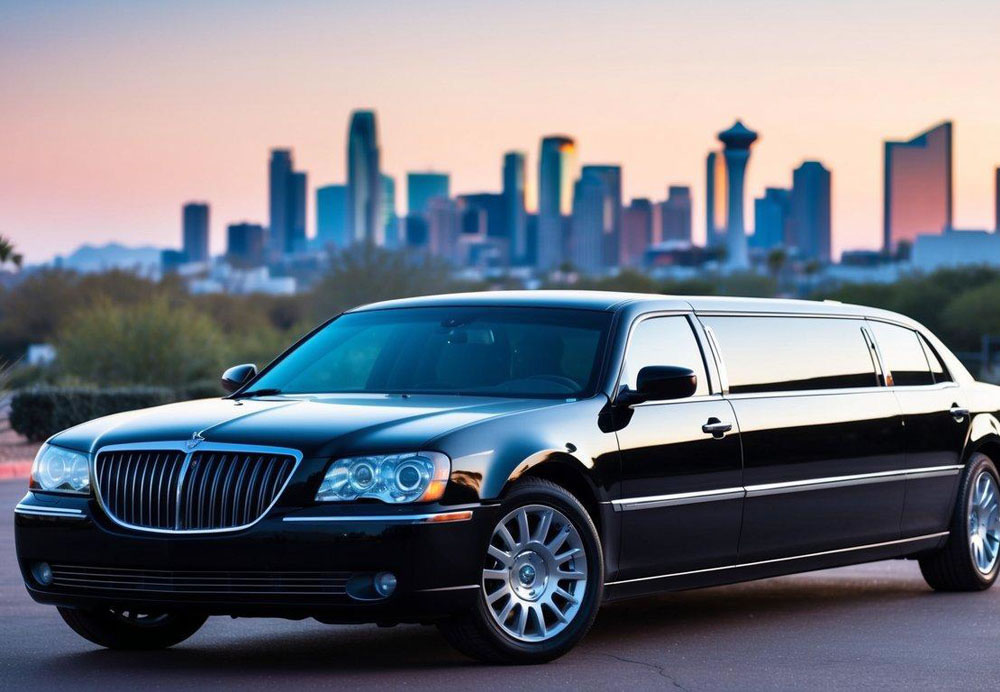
[9,385,223,442]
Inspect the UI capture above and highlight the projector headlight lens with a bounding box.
[30,444,91,494]
[316,452,450,503]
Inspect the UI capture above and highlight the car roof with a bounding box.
[349,290,918,327]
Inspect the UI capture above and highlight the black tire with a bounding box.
[58,607,208,650]
[919,453,1000,591]
[438,477,603,664]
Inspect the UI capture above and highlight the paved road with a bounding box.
[2,479,998,691]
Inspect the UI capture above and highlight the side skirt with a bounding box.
[603,532,947,602]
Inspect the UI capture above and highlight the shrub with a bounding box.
[9,386,176,442]
[57,297,229,387]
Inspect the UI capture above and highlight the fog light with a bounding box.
[374,571,397,597]
[32,562,53,586]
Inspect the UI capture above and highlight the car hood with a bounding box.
[51,394,566,459]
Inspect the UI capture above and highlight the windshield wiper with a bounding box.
[233,388,283,399]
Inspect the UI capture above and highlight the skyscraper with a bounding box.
[182,202,209,263]
[268,149,292,255]
[407,172,450,216]
[503,152,527,264]
[316,184,348,248]
[995,167,999,232]
[883,121,952,251]
[791,161,832,262]
[621,198,653,268]
[227,222,266,267]
[538,136,577,270]
[705,151,727,248]
[381,174,398,248]
[426,196,462,263]
[718,121,758,269]
[660,186,692,243]
[347,110,382,245]
[570,170,607,273]
[289,171,307,253]
[752,188,792,251]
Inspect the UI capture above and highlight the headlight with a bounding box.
[316,451,450,503]
[30,444,91,494]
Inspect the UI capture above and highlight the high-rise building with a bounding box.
[347,110,382,245]
[268,149,292,255]
[182,202,209,263]
[227,222,266,267]
[407,172,450,216]
[883,121,952,251]
[752,187,792,251]
[791,161,832,262]
[316,184,348,248]
[705,151,727,248]
[289,171,307,253]
[718,121,758,269]
[268,149,307,255]
[660,186,692,243]
[380,174,398,248]
[621,198,654,268]
[503,152,527,264]
[570,166,621,272]
[426,196,463,263]
[994,167,999,232]
[538,135,577,270]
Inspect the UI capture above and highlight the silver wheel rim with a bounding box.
[969,470,1000,575]
[482,504,588,643]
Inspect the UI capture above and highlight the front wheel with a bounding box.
[58,607,208,649]
[438,477,603,664]
[919,453,1000,591]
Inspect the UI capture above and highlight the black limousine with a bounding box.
[15,291,1000,663]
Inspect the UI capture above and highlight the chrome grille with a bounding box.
[48,564,349,596]
[94,447,297,532]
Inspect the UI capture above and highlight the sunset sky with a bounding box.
[2,0,999,263]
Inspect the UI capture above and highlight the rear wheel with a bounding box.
[438,477,603,664]
[58,607,208,649]
[919,453,1000,591]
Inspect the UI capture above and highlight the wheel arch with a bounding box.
[965,413,1000,464]
[501,453,604,534]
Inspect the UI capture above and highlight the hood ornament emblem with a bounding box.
[186,432,205,450]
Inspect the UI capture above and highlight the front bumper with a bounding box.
[14,491,499,623]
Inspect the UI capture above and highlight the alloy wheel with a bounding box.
[481,503,588,643]
[968,470,1000,575]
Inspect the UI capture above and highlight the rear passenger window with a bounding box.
[622,316,709,396]
[703,316,878,394]
[870,322,933,387]
[919,336,952,384]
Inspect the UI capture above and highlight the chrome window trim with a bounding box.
[92,441,303,535]
[604,531,950,586]
[611,310,715,404]
[614,464,963,510]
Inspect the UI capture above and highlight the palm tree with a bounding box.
[0,235,23,270]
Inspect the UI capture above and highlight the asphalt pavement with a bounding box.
[2,478,998,690]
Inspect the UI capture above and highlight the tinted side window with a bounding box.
[919,335,952,384]
[870,322,933,387]
[622,316,709,396]
[703,316,878,394]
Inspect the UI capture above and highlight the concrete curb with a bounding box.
[0,462,32,480]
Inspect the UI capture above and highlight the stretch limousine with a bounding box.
[15,291,1000,663]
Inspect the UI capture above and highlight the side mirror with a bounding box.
[620,366,698,406]
[221,363,257,394]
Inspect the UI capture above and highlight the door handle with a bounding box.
[702,418,733,438]
[949,405,970,422]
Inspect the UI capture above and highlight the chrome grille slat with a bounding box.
[94,446,297,533]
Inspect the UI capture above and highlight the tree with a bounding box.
[57,297,229,387]
[0,235,23,270]
[766,248,787,278]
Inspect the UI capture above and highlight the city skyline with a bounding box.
[3,1,1000,263]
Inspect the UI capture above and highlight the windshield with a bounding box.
[249,306,612,399]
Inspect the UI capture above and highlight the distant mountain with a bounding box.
[54,243,163,275]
